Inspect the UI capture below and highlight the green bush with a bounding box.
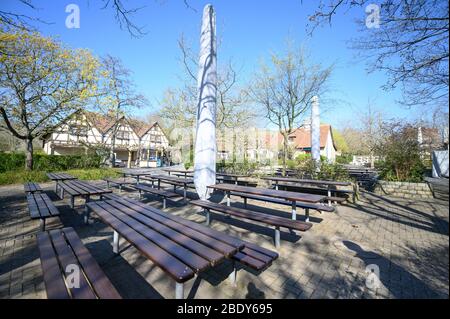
[0,152,103,172]
[217,161,259,175]
[373,122,427,182]
[336,153,353,164]
[0,168,121,185]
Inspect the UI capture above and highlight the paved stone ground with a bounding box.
[0,181,448,299]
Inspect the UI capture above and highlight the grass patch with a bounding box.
[0,168,122,185]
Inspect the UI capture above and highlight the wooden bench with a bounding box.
[86,195,277,298]
[57,180,112,209]
[275,183,356,203]
[37,227,121,299]
[190,200,313,249]
[24,182,43,194]
[132,183,181,208]
[26,192,60,230]
[103,178,136,192]
[230,191,334,221]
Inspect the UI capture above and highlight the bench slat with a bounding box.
[49,229,97,299]
[231,192,335,212]
[98,201,210,272]
[114,197,238,257]
[232,251,266,271]
[88,201,195,283]
[191,200,313,231]
[36,232,71,299]
[105,200,225,265]
[241,241,279,260]
[62,227,121,299]
[103,195,244,252]
[26,193,41,219]
[133,184,180,198]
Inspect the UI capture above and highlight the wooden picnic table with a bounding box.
[46,173,77,193]
[216,173,249,185]
[122,171,155,184]
[57,180,112,222]
[207,183,325,220]
[163,168,194,178]
[151,175,194,200]
[261,176,352,206]
[85,196,247,299]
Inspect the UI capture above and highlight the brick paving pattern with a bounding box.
[0,181,448,299]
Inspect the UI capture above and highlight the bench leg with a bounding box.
[327,189,332,206]
[139,189,142,200]
[84,204,90,225]
[106,181,110,189]
[228,261,237,286]
[119,185,122,193]
[183,187,187,200]
[305,208,310,223]
[163,198,167,209]
[243,197,247,208]
[70,196,75,209]
[40,219,45,231]
[113,231,120,254]
[175,282,184,299]
[291,201,296,220]
[274,227,281,250]
[226,191,230,207]
[205,208,210,226]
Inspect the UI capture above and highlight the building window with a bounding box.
[117,131,130,140]
[69,126,88,137]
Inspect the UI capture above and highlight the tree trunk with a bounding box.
[25,138,34,171]
[282,133,288,176]
[127,150,132,168]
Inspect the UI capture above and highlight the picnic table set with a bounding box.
[21,167,355,299]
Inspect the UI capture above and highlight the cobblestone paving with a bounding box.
[0,181,448,299]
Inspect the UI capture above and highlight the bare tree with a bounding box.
[159,35,253,165]
[97,55,147,167]
[249,45,333,174]
[307,0,449,107]
[0,28,99,170]
[359,101,384,168]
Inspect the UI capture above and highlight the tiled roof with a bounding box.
[82,111,158,138]
[288,124,334,149]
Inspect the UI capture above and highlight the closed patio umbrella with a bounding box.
[194,4,217,200]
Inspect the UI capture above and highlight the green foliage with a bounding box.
[374,122,427,182]
[336,153,353,164]
[0,152,103,172]
[217,161,259,175]
[291,155,352,182]
[0,168,121,185]
[333,130,349,153]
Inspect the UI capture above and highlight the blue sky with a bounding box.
[2,0,419,130]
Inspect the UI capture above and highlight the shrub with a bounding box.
[336,153,353,164]
[0,152,103,172]
[374,122,427,182]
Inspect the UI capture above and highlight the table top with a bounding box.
[123,171,155,177]
[163,168,194,174]
[152,174,194,184]
[208,183,325,203]
[216,173,249,178]
[261,176,351,186]
[59,180,112,196]
[86,196,244,282]
[46,173,77,181]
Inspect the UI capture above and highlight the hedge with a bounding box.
[0,152,103,172]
